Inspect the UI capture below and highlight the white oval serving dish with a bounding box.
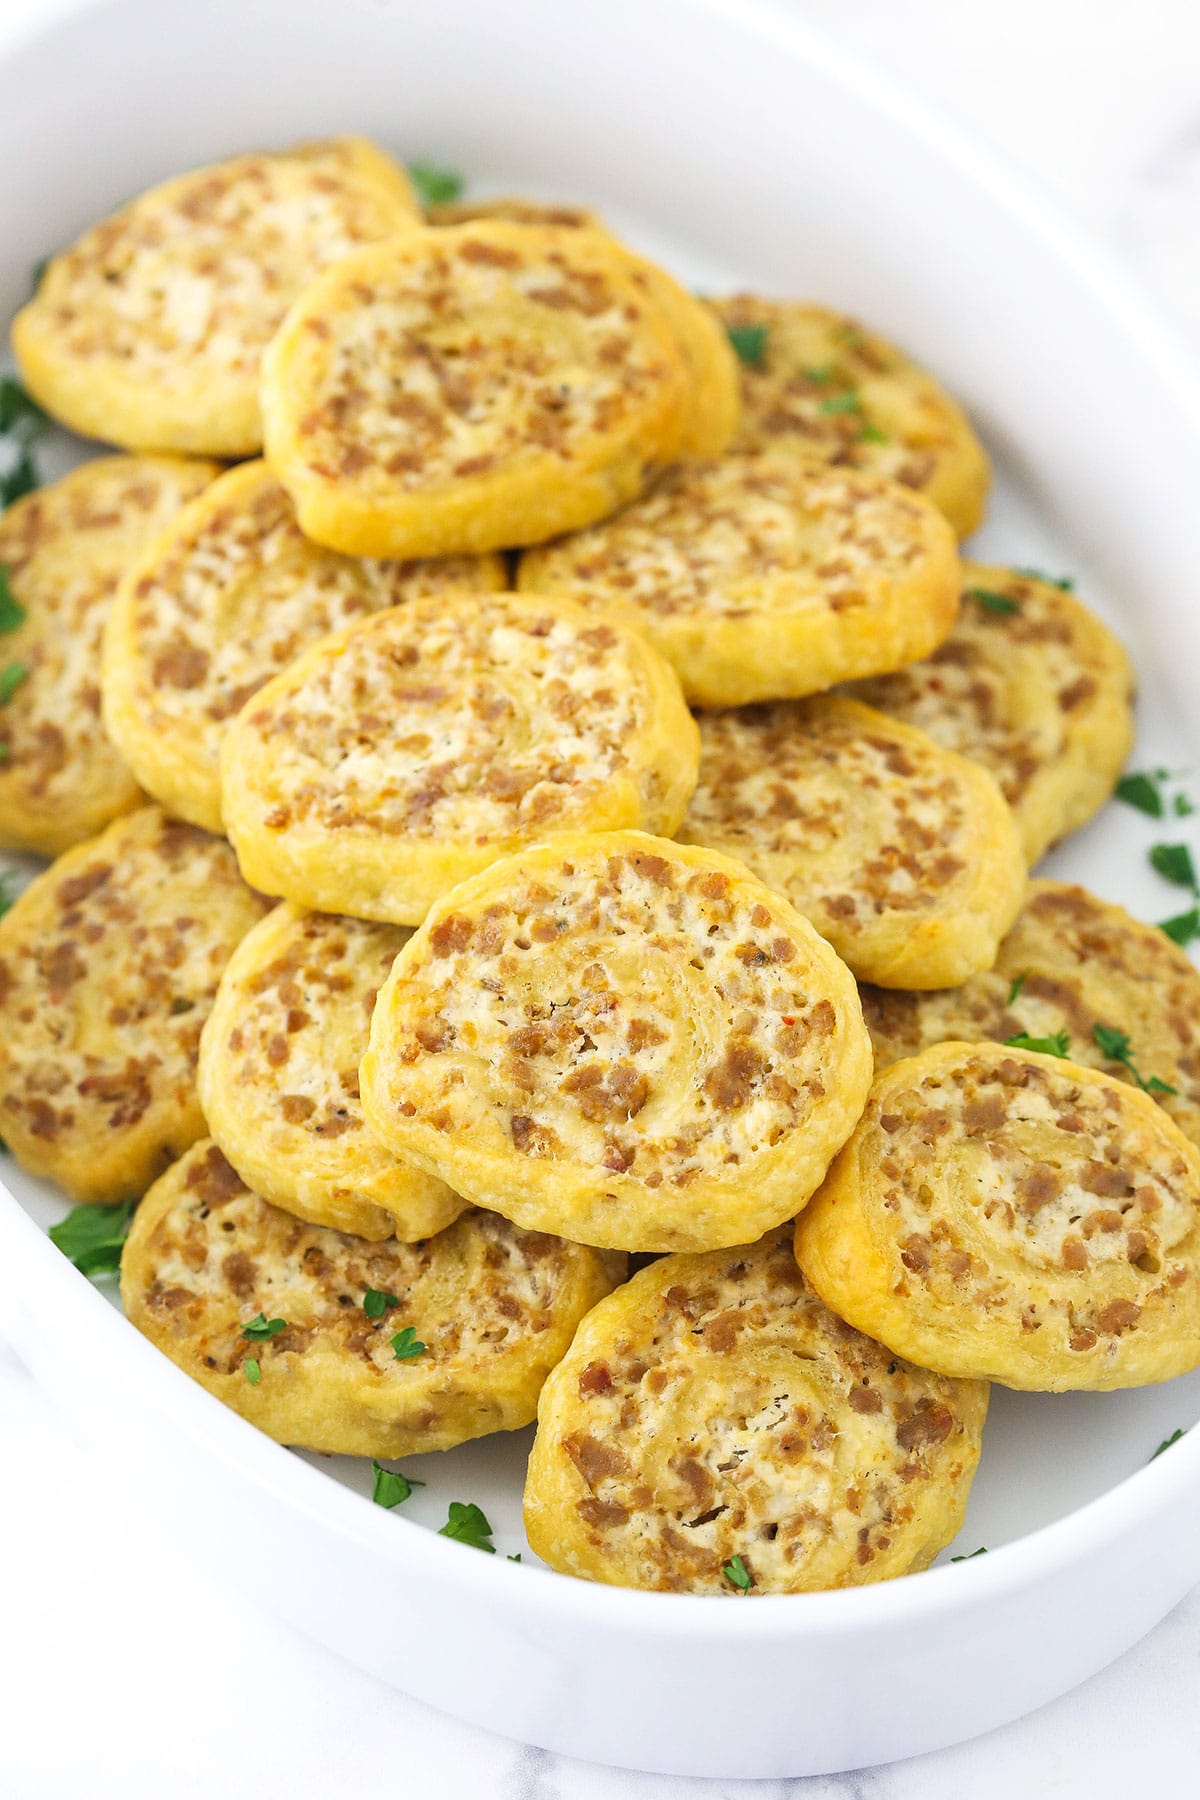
[3,0,1200,1779]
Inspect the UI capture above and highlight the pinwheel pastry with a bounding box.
[13,137,420,457]
[199,903,465,1241]
[795,1041,1200,1391]
[0,454,219,855]
[0,806,269,1203]
[709,295,990,537]
[360,832,874,1252]
[121,1139,624,1457]
[260,221,694,557]
[518,452,960,707]
[678,695,1025,988]
[101,459,506,833]
[524,1228,988,1593]
[862,879,1200,1149]
[845,563,1135,864]
[220,591,699,924]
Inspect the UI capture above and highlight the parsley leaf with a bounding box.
[0,567,26,634]
[363,1287,398,1319]
[507,1553,522,1563]
[1014,566,1074,590]
[48,1198,135,1276]
[407,161,465,207]
[950,1546,988,1562]
[0,870,21,918]
[1151,1428,1186,1461]
[966,586,1019,616]
[1005,1029,1070,1058]
[391,1325,426,1360]
[1175,794,1196,818]
[725,323,768,367]
[857,422,888,444]
[371,1461,424,1508]
[30,256,49,294]
[244,1358,261,1385]
[1159,906,1200,946]
[803,362,835,384]
[820,391,862,416]
[241,1311,287,1339]
[1114,772,1164,818]
[723,1554,753,1592]
[438,1500,496,1552]
[0,378,49,442]
[1093,1024,1177,1097]
[0,449,38,509]
[1007,970,1028,1006]
[1149,843,1198,890]
[0,663,28,705]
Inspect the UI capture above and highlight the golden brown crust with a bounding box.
[198,904,466,1240]
[524,1229,987,1592]
[360,832,874,1252]
[220,591,699,924]
[795,1042,1200,1390]
[121,1139,625,1457]
[101,460,507,832]
[679,696,1026,988]
[0,807,270,1202]
[427,196,607,232]
[861,879,1200,1149]
[260,221,691,557]
[710,296,990,537]
[845,564,1135,863]
[0,454,219,856]
[518,453,961,707]
[13,138,421,456]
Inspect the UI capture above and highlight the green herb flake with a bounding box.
[1149,842,1198,890]
[0,377,49,442]
[1175,794,1196,817]
[1160,906,1200,946]
[1004,1029,1070,1058]
[363,1287,399,1319]
[1014,566,1074,590]
[950,1546,988,1562]
[168,995,195,1016]
[1093,1024,1178,1097]
[1007,971,1028,1007]
[820,391,862,416]
[803,362,835,384]
[244,1358,261,1385]
[723,1554,753,1593]
[725,323,768,367]
[1114,772,1164,818]
[390,1325,427,1360]
[407,162,465,208]
[0,662,28,705]
[48,1198,136,1277]
[507,1553,522,1563]
[966,586,1020,616]
[0,449,39,509]
[0,567,26,634]
[371,1460,424,1508]
[438,1500,496,1552]
[241,1311,287,1340]
[857,422,888,444]
[30,256,49,294]
[0,870,21,918]
[1151,1428,1186,1461]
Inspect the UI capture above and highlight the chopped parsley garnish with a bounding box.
[1115,772,1165,818]
[1151,1428,1186,1461]
[48,1198,135,1276]
[857,422,888,444]
[438,1500,495,1552]
[168,995,195,1015]
[1160,907,1200,946]
[803,362,835,384]
[725,323,768,367]
[966,586,1019,616]
[1092,1025,1177,1096]
[1004,1029,1070,1058]
[244,1358,261,1385]
[390,1325,426,1360]
[30,256,49,294]
[0,870,21,917]
[950,1546,988,1562]
[1007,970,1028,1006]
[1149,842,1198,891]
[820,391,862,416]
[363,1287,398,1319]
[407,161,465,207]
[0,378,49,441]
[507,1553,522,1563]
[0,663,28,705]
[0,450,38,509]
[241,1311,287,1340]
[723,1554,753,1592]
[1014,566,1074,590]
[1175,794,1196,817]
[371,1461,424,1508]
[0,567,26,634]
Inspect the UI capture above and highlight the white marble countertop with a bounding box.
[4,1,1200,1794]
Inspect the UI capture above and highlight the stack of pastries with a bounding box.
[4,135,1197,1597]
